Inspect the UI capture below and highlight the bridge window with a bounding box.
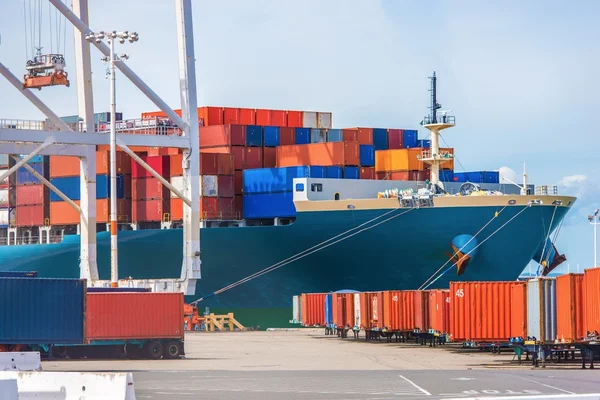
[295,183,304,192]
[311,183,323,192]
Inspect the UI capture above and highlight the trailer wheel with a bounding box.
[163,341,181,359]
[145,340,163,360]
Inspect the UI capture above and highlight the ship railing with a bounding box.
[0,234,64,246]
[0,119,47,131]
[419,149,455,160]
[421,115,455,125]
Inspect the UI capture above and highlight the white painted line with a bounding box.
[398,374,432,396]
[515,376,575,395]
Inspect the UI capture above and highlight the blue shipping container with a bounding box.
[343,166,360,179]
[49,174,125,201]
[373,129,389,151]
[246,125,263,147]
[359,145,375,167]
[485,171,500,184]
[243,192,296,219]
[243,166,326,194]
[418,139,431,148]
[263,126,280,147]
[403,130,418,148]
[454,172,467,183]
[327,129,343,142]
[16,163,47,185]
[16,155,46,164]
[325,166,343,179]
[0,277,85,344]
[310,129,326,143]
[439,169,454,182]
[324,293,333,327]
[0,271,38,277]
[295,128,310,145]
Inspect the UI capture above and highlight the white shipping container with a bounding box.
[292,295,300,323]
[354,293,361,328]
[0,189,8,206]
[302,111,317,128]
[317,112,332,129]
[201,175,218,197]
[0,209,9,226]
[527,278,557,342]
[170,176,184,198]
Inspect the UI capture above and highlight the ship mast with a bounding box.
[420,72,455,188]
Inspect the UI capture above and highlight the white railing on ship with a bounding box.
[0,117,183,137]
[0,235,64,246]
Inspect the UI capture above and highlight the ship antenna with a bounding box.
[419,71,455,188]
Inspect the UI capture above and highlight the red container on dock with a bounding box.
[132,177,170,201]
[217,153,235,175]
[263,147,277,168]
[387,129,404,149]
[217,175,235,198]
[584,268,600,335]
[331,292,355,329]
[450,281,525,342]
[199,125,246,147]
[85,292,183,340]
[359,291,384,330]
[556,273,584,342]
[510,282,527,339]
[382,291,415,331]
[132,199,169,222]
[287,111,303,128]
[279,127,296,145]
[301,293,326,326]
[15,204,48,227]
[360,167,375,180]
[276,142,360,167]
[413,290,429,330]
[132,155,170,179]
[245,147,263,169]
[16,184,47,206]
[428,290,450,333]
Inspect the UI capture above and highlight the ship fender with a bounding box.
[449,234,479,276]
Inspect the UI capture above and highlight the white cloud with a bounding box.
[559,174,587,187]
[498,166,517,183]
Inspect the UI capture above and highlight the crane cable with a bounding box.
[191,205,418,305]
[423,204,531,290]
[418,205,507,290]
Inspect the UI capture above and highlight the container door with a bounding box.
[292,295,299,322]
[354,293,361,327]
[527,280,541,340]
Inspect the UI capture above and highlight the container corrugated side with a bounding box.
[276,142,360,167]
[243,192,295,219]
[292,295,301,323]
[0,277,85,344]
[584,268,600,334]
[526,278,557,342]
[359,291,383,329]
[243,166,325,194]
[85,292,183,340]
[382,290,415,331]
[428,290,450,333]
[450,281,523,342]
[556,273,584,342]
[413,290,429,330]
[325,293,333,326]
[301,293,326,326]
[332,293,355,328]
[510,283,527,338]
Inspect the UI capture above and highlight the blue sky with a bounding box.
[0,0,598,272]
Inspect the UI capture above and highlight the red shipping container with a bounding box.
[200,153,219,175]
[287,111,303,128]
[132,177,170,201]
[16,184,47,206]
[132,199,170,222]
[147,147,180,157]
[15,204,48,227]
[170,198,183,221]
[245,147,263,169]
[263,147,277,168]
[357,128,373,145]
[170,154,183,177]
[428,290,450,333]
[255,109,272,126]
[218,197,236,219]
[510,283,527,339]
[217,175,234,198]
[131,155,170,179]
[271,110,287,127]
[359,291,384,330]
[332,292,355,329]
[413,290,429,330]
[50,151,132,178]
[198,106,224,126]
[276,142,360,167]
[239,108,256,125]
[388,129,404,149]
[301,293,326,326]
[342,129,359,142]
[85,293,183,340]
[556,273,584,342]
[382,291,415,331]
[279,127,295,145]
[234,194,243,217]
[584,268,600,335]
[223,107,240,124]
[217,153,234,175]
[199,125,246,148]
[450,281,525,342]
[360,167,375,180]
[201,146,245,170]
[200,197,219,220]
[234,171,243,195]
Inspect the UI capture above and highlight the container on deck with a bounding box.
[359,167,375,180]
[217,153,235,175]
[310,129,327,144]
[387,129,404,149]
[49,175,125,201]
[556,273,584,342]
[85,292,183,340]
[375,149,426,172]
[131,155,170,179]
[16,184,48,206]
[295,128,310,145]
[279,127,295,145]
[343,166,359,179]
[200,147,245,170]
[243,192,295,219]
[326,166,343,179]
[246,125,263,147]
[263,126,280,147]
[262,147,277,168]
[403,130,418,148]
[0,277,86,344]
[276,142,360,167]
[132,199,169,222]
[15,204,48,227]
[327,129,343,142]
[199,125,246,147]
[359,145,375,167]
[243,166,325,194]
[301,293,326,327]
[286,111,303,128]
[50,199,131,225]
[526,278,557,343]
[132,177,169,201]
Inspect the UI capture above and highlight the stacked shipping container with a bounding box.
[0,160,9,228]
[15,156,49,227]
[132,155,170,222]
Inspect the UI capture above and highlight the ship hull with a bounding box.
[0,204,570,328]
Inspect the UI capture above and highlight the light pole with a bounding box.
[85,30,139,287]
[589,209,600,268]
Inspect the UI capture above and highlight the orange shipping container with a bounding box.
[271,110,287,127]
[450,281,525,342]
[239,108,256,125]
[50,151,132,178]
[276,142,360,167]
[584,268,600,334]
[85,292,183,340]
[510,283,528,339]
[331,292,355,328]
[428,290,450,333]
[413,290,429,330]
[50,199,131,225]
[301,293,326,326]
[147,147,180,157]
[359,291,384,330]
[375,148,426,172]
[382,290,415,331]
[223,107,240,124]
[556,273,585,342]
[141,106,223,126]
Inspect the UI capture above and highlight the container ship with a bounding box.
[0,76,575,328]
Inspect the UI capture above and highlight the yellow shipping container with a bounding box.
[375,148,424,172]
